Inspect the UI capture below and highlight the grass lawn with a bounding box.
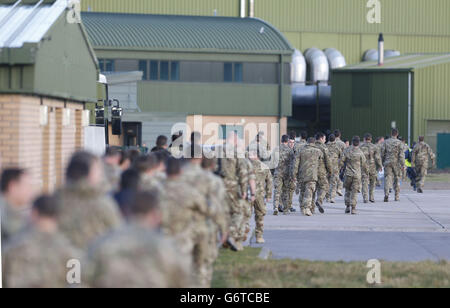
[212,248,450,288]
[427,173,450,183]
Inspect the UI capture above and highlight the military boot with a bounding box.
[315,201,325,214]
[351,208,357,215]
[395,195,400,201]
[255,236,265,244]
[273,209,278,216]
[301,208,306,215]
[345,206,351,214]
[384,196,389,202]
[417,188,423,193]
[235,241,244,251]
[305,208,313,216]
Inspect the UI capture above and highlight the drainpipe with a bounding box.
[240,0,246,18]
[249,0,255,18]
[279,55,284,136]
[408,72,412,146]
[378,33,384,66]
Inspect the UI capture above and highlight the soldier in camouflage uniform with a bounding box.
[412,136,436,193]
[375,137,385,187]
[326,134,343,203]
[381,129,405,202]
[273,135,295,215]
[217,132,249,251]
[294,137,323,216]
[314,132,331,212]
[3,195,81,288]
[360,133,383,203]
[340,136,367,215]
[55,152,123,250]
[248,131,271,162]
[334,130,347,196]
[241,157,256,242]
[103,147,122,192]
[249,150,273,243]
[134,154,165,193]
[0,168,34,243]
[284,131,305,212]
[85,190,194,288]
[161,158,210,287]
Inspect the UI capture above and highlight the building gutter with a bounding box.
[408,72,412,146]
[278,54,284,132]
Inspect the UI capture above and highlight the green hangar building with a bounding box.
[81,12,293,147]
[331,54,450,169]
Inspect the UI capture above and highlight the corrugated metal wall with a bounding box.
[81,0,450,65]
[331,71,409,140]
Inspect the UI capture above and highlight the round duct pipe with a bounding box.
[291,49,307,84]
[363,49,401,61]
[304,48,329,83]
[324,48,346,70]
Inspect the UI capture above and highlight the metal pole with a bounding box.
[408,72,412,146]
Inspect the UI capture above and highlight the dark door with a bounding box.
[437,133,450,169]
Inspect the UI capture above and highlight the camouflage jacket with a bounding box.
[315,141,332,176]
[295,144,323,183]
[274,143,294,178]
[412,141,436,167]
[335,138,347,153]
[103,162,121,192]
[250,159,273,198]
[84,224,193,288]
[3,227,81,288]
[203,170,229,234]
[340,146,367,179]
[0,195,30,244]
[248,139,271,161]
[381,137,405,168]
[218,145,249,197]
[326,141,343,173]
[360,142,383,175]
[141,173,165,193]
[55,182,123,250]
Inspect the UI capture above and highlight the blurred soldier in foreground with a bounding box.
[360,134,383,203]
[248,151,272,243]
[314,133,331,213]
[55,151,122,250]
[217,131,248,250]
[248,131,271,162]
[84,190,193,288]
[294,138,322,216]
[375,136,385,187]
[3,195,80,288]
[340,136,367,215]
[412,136,436,193]
[161,158,210,287]
[241,156,256,241]
[134,154,164,193]
[273,135,294,215]
[103,147,122,192]
[381,129,405,202]
[326,134,343,203]
[334,130,346,196]
[1,168,34,244]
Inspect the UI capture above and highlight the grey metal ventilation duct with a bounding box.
[324,48,346,70]
[363,49,401,62]
[304,48,329,83]
[291,49,306,84]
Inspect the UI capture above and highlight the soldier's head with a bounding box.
[376,136,385,144]
[352,136,361,147]
[256,131,265,143]
[248,150,259,161]
[364,133,373,142]
[418,136,425,142]
[329,134,336,142]
[104,146,122,166]
[166,157,182,179]
[391,128,399,138]
[281,135,289,144]
[289,131,297,140]
[133,154,159,175]
[201,157,217,171]
[307,137,315,144]
[31,195,59,232]
[315,132,326,144]
[288,139,295,149]
[334,129,342,139]
[129,190,161,229]
[300,130,308,141]
[154,151,169,173]
[155,135,168,150]
[1,168,34,208]
[66,151,103,187]
[120,168,140,191]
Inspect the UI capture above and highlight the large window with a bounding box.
[224,62,243,83]
[98,59,115,72]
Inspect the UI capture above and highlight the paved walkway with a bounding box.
[249,187,450,262]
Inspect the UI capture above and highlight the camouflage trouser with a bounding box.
[344,176,361,209]
[415,164,428,190]
[316,173,329,206]
[239,199,252,241]
[283,180,296,210]
[253,197,267,238]
[205,224,219,287]
[337,177,344,194]
[362,171,377,202]
[227,191,244,242]
[192,227,211,288]
[327,171,340,201]
[273,175,290,210]
[300,182,317,211]
[384,164,401,198]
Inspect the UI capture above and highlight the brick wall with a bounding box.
[0,94,85,193]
